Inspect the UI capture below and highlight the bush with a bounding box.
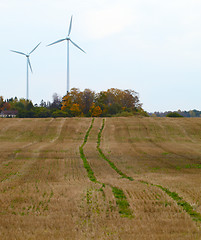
[35,108,51,118]
[166,112,183,118]
[52,110,69,118]
[115,111,134,117]
[17,109,35,118]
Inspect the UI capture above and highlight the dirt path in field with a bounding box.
[50,118,65,143]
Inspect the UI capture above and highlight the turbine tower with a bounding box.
[47,16,86,94]
[10,42,41,100]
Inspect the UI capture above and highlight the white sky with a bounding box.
[0,0,201,112]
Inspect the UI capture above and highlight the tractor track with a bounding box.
[79,118,133,218]
[97,118,201,225]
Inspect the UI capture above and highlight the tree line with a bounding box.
[149,110,201,118]
[0,88,147,118]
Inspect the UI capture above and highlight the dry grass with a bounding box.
[0,117,201,239]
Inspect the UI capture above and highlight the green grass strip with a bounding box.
[176,164,201,170]
[80,118,133,218]
[156,185,201,222]
[79,147,97,183]
[97,118,200,222]
[96,119,201,222]
[112,187,133,218]
[139,179,201,223]
[184,164,201,169]
[97,119,134,181]
[79,118,98,183]
[81,118,94,148]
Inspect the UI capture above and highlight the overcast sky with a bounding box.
[1,0,201,112]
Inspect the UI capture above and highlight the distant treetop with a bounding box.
[61,88,146,117]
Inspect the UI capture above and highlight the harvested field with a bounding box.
[0,117,201,239]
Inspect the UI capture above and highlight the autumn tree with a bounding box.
[0,96,4,110]
[61,88,95,116]
[69,88,82,104]
[62,88,81,111]
[2,102,11,111]
[80,89,95,115]
[120,89,141,110]
[61,94,72,111]
[70,103,81,116]
[95,88,142,115]
[90,105,102,117]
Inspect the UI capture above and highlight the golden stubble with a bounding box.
[0,117,200,239]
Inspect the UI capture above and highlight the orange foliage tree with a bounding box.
[61,88,142,117]
[61,94,72,111]
[90,105,102,117]
[0,96,4,111]
[2,102,11,111]
[70,103,81,116]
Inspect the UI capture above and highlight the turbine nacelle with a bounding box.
[47,16,85,53]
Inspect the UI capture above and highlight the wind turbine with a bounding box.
[10,42,41,100]
[47,16,86,93]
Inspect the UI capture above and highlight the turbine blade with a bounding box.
[68,15,73,36]
[28,58,33,73]
[10,50,26,56]
[29,42,41,55]
[47,39,66,47]
[70,39,86,53]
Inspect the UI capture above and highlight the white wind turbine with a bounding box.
[10,42,41,100]
[47,16,86,93]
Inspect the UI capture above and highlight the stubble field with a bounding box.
[0,117,201,239]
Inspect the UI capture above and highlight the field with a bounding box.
[0,117,201,240]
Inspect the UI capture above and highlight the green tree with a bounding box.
[36,108,51,118]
